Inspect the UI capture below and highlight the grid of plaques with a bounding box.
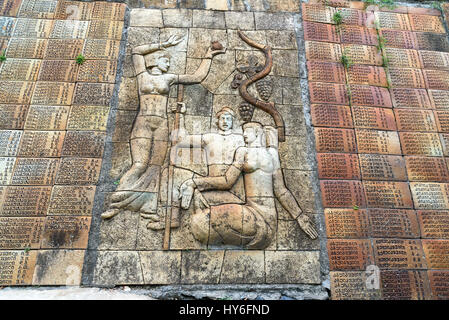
[305,0,449,300]
[0,0,124,286]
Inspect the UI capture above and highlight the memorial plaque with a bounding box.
[317,153,360,180]
[314,128,357,153]
[303,21,340,43]
[422,240,449,269]
[406,156,449,182]
[18,131,65,158]
[24,105,70,131]
[31,82,75,106]
[381,270,431,300]
[428,271,449,300]
[440,133,449,156]
[12,18,53,38]
[328,239,374,270]
[310,104,353,128]
[330,271,381,300]
[0,17,15,37]
[0,81,34,104]
[338,8,367,26]
[55,157,102,185]
[359,154,406,181]
[374,239,426,269]
[92,1,126,20]
[350,85,392,108]
[410,182,449,210]
[302,3,335,23]
[0,186,51,216]
[73,83,114,106]
[61,131,106,158]
[417,211,449,239]
[368,209,420,238]
[341,44,383,66]
[48,186,96,216]
[6,39,47,59]
[309,82,349,105]
[379,29,417,49]
[399,132,443,156]
[409,14,445,33]
[38,60,78,82]
[50,20,89,39]
[419,50,449,70]
[424,70,449,91]
[0,130,22,156]
[11,158,59,185]
[320,180,366,208]
[0,250,37,285]
[391,88,432,109]
[41,216,91,249]
[305,41,342,62]
[429,90,449,110]
[415,32,449,52]
[352,106,396,130]
[363,181,413,209]
[54,0,92,20]
[384,48,422,69]
[355,129,401,155]
[44,39,85,60]
[307,61,345,83]
[388,68,426,89]
[0,157,15,185]
[0,105,28,130]
[0,217,44,249]
[375,12,411,30]
[324,208,369,238]
[339,25,377,46]
[0,0,21,16]
[347,65,388,87]
[87,20,124,40]
[0,59,41,81]
[83,39,121,60]
[18,0,58,19]
[67,105,110,131]
[394,109,437,132]
[435,111,449,133]
[77,60,118,83]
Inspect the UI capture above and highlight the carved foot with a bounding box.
[101,208,120,220]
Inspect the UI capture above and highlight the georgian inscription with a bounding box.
[309,82,349,104]
[0,250,37,285]
[303,21,340,43]
[428,271,449,300]
[0,157,15,185]
[419,50,449,70]
[55,158,102,185]
[339,8,367,26]
[440,133,449,156]
[0,186,51,216]
[38,60,78,82]
[384,48,422,69]
[6,38,47,59]
[374,239,426,269]
[0,105,28,130]
[0,0,21,16]
[11,158,59,185]
[307,61,346,83]
[0,217,44,249]
[339,26,377,46]
[0,17,15,37]
[302,3,335,23]
[363,181,413,209]
[391,88,432,109]
[31,82,75,105]
[305,41,342,62]
[67,105,110,131]
[24,105,70,131]
[355,129,401,155]
[424,70,449,90]
[314,128,357,153]
[44,39,85,60]
[91,1,126,20]
[328,239,374,270]
[77,60,118,83]
[18,0,57,19]
[12,18,53,38]
[73,83,114,106]
[399,132,443,156]
[87,20,124,40]
[320,180,366,208]
[83,39,121,60]
[410,182,449,209]
[381,271,431,300]
[375,12,411,30]
[310,104,353,128]
[0,130,22,156]
[342,44,383,66]
[325,209,369,238]
[347,65,388,87]
[409,14,445,33]
[317,153,360,180]
[17,131,65,157]
[352,106,396,130]
[330,271,381,300]
[41,216,91,249]
[368,209,420,238]
[394,109,437,132]
[388,68,426,89]
[415,32,449,52]
[429,90,449,109]
[418,211,449,238]
[61,131,106,158]
[359,154,406,181]
[406,156,449,182]
[0,81,34,104]
[0,59,41,81]
[54,0,92,20]
[350,85,392,107]
[48,186,96,216]
[422,240,449,269]
[50,20,88,39]
[379,29,417,49]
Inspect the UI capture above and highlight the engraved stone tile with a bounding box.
[6,39,47,59]
[11,158,59,185]
[324,208,369,238]
[0,157,15,185]
[77,60,117,83]
[428,271,449,300]
[356,129,401,155]
[0,186,51,216]
[435,111,449,133]
[406,156,449,182]
[38,60,78,82]
[54,0,92,20]
[379,29,417,49]
[302,3,335,23]
[181,250,224,284]
[44,39,84,60]
[0,250,37,285]
[265,30,297,50]
[0,105,28,130]
[375,12,411,30]
[328,239,374,271]
[18,131,65,158]
[48,185,95,216]
[359,154,406,181]
[277,219,320,251]
[24,105,69,131]
[339,25,377,46]
[341,8,369,26]
[130,8,163,27]
[381,270,431,300]
[399,132,442,156]
[162,9,193,28]
[0,81,34,104]
[410,182,449,210]
[31,82,75,106]
[18,0,58,19]
[363,181,413,209]
[13,18,53,38]
[305,41,342,62]
[424,70,449,91]
[310,104,353,128]
[303,21,340,43]
[254,12,297,31]
[314,128,356,153]
[55,157,101,185]
[419,51,449,71]
[408,7,441,16]
[0,0,21,16]
[342,44,382,66]
[92,1,126,20]
[350,85,392,108]
[192,9,225,29]
[32,250,85,285]
[41,216,91,249]
[352,106,396,130]
[320,180,366,208]
[307,61,345,83]
[417,211,449,239]
[384,48,422,69]
[87,20,124,40]
[265,251,320,284]
[388,68,426,89]
[394,109,436,132]
[429,90,449,110]
[0,217,44,249]
[0,17,16,37]
[0,38,7,53]
[139,251,181,285]
[391,88,432,109]
[220,251,265,284]
[309,82,349,105]
[0,130,22,156]
[374,239,426,269]
[409,14,445,33]
[61,131,105,158]
[73,83,114,106]
[83,39,121,60]
[50,20,88,39]
[347,65,388,87]
[317,153,360,180]
[440,133,449,156]
[415,32,449,52]
[67,105,110,131]
[271,49,299,78]
[368,209,419,238]
[422,240,449,269]
[330,271,381,300]
[93,251,143,286]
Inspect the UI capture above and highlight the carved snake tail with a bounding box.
[237,30,285,142]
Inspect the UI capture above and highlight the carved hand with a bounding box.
[205,46,226,59]
[162,35,184,48]
[296,213,318,239]
[179,179,196,209]
[171,102,186,114]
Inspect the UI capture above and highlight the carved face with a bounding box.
[157,57,170,72]
[243,127,257,145]
[217,113,233,131]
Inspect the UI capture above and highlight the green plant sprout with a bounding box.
[431,1,443,12]
[353,205,359,210]
[340,53,353,69]
[75,54,86,65]
[376,36,387,52]
[332,11,343,26]
[0,50,6,62]
[382,55,389,68]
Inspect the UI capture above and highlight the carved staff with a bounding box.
[237,30,285,142]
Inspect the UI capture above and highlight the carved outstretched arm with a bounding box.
[193,165,241,191]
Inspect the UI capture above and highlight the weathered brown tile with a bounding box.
[330,271,381,300]
[381,270,431,300]
[395,109,437,132]
[0,0,22,16]
[302,3,335,23]
[0,130,21,156]
[399,132,443,156]
[424,70,449,90]
[417,211,449,239]
[305,41,342,62]
[352,106,396,130]
[440,133,449,156]
[325,208,369,238]
[314,128,357,153]
[422,240,449,269]
[73,83,114,106]
[303,21,340,43]
[391,88,432,109]
[342,44,383,66]
[0,186,51,216]
[429,90,449,110]
[83,39,121,60]
[47,186,95,216]
[406,156,449,182]
[24,105,70,131]
[350,85,392,107]
[181,250,224,284]
[0,59,41,81]
[32,250,85,285]
[0,217,44,249]
[388,68,426,89]
[6,38,47,59]
[0,157,16,185]
[339,25,377,45]
[408,7,441,16]
[66,105,110,131]
[61,131,106,158]
[328,239,374,271]
[44,39,85,60]
[55,157,101,185]
[0,105,28,130]
[92,1,126,20]
[368,209,419,238]
[93,251,144,286]
[0,81,34,104]
[415,32,449,52]
[220,251,265,284]
[359,154,407,181]
[356,129,401,155]
[13,18,53,38]
[419,50,449,70]
[428,271,449,300]
[265,251,320,284]
[77,60,117,83]
[363,181,413,209]
[54,0,92,20]
[347,65,388,87]
[18,0,57,19]
[307,61,345,83]
[309,82,349,105]
[41,216,91,249]
[31,82,75,106]
[11,158,59,185]
[374,239,426,269]
[18,131,65,157]
[38,60,78,82]
[375,11,411,30]
[384,47,422,69]
[320,180,366,208]
[0,250,37,285]
[409,14,445,33]
[410,182,449,210]
[317,153,360,180]
[379,29,417,49]
[310,104,353,128]
[87,20,124,40]
[50,20,88,39]
[0,16,15,37]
